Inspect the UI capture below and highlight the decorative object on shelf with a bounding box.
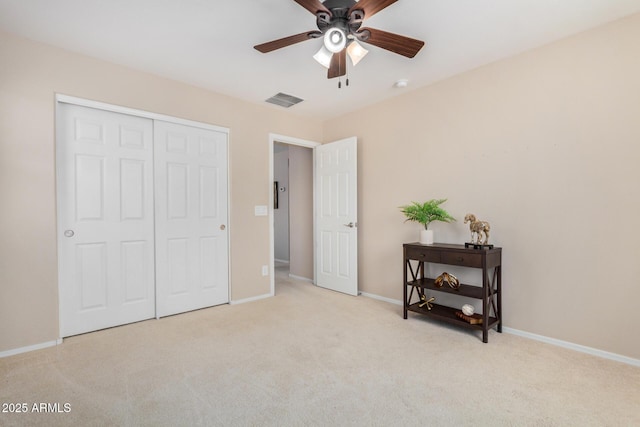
[434,272,460,290]
[400,199,456,245]
[455,311,483,325]
[419,295,435,310]
[421,230,433,245]
[464,213,491,246]
[461,304,475,316]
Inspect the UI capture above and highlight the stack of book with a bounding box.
[455,311,483,324]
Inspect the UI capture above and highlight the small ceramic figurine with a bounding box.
[464,214,490,245]
[434,272,460,290]
[419,295,435,310]
[462,304,475,316]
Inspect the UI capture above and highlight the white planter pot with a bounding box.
[420,229,434,245]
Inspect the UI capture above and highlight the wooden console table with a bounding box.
[403,243,502,343]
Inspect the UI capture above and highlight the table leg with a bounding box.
[403,258,408,319]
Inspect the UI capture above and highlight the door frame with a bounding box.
[268,133,320,296]
[55,94,231,338]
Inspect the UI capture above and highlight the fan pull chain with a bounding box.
[338,53,350,89]
[339,51,342,88]
[345,52,349,87]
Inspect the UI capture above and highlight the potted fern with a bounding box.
[400,199,456,244]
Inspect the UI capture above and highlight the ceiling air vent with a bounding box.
[265,92,304,108]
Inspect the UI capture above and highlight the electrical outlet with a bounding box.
[261,265,269,276]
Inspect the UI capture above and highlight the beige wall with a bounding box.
[323,14,640,359]
[0,30,323,353]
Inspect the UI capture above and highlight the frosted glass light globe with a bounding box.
[324,28,346,53]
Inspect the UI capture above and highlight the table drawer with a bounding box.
[441,252,482,268]
[405,247,441,263]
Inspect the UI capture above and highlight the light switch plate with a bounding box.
[254,205,268,216]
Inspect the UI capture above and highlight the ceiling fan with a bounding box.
[254,0,425,80]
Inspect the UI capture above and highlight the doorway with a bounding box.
[271,139,315,293]
[269,134,319,295]
[269,134,359,297]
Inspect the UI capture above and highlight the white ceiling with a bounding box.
[1,0,639,120]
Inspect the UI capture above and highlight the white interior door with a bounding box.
[57,103,156,337]
[154,120,229,317]
[314,137,358,296]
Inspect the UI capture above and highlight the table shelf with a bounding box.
[406,278,486,299]
[406,302,499,331]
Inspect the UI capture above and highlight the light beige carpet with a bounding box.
[1,266,639,426]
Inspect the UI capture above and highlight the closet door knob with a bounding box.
[64,230,75,237]
[220,224,226,231]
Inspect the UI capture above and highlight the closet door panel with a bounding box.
[154,121,229,317]
[57,104,155,337]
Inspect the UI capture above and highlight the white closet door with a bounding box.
[57,104,156,337]
[154,121,229,317]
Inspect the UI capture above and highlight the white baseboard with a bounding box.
[359,291,402,306]
[358,291,640,367]
[503,327,640,367]
[230,293,273,305]
[288,274,313,283]
[0,338,63,358]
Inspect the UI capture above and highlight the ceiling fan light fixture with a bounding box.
[313,46,333,69]
[255,0,425,82]
[323,27,347,53]
[346,40,368,66]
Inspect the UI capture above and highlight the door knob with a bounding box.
[344,222,356,228]
[220,224,226,230]
[64,230,75,237]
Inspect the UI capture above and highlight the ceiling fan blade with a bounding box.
[349,0,398,20]
[328,49,347,79]
[293,0,331,15]
[254,31,322,53]
[358,27,424,58]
